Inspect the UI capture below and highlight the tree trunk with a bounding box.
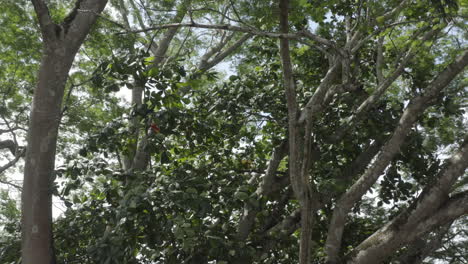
[21,45,73,264]
[22,1,108,263]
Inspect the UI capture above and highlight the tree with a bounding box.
[0,0,466,263]
[22,0,107,263]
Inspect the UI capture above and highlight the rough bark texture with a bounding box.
[22,1,108,263]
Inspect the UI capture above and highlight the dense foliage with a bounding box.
[1,0,467,263]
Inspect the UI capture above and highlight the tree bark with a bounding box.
[125,2,186,171]
[22,1,107,263]
[325,49,468,263]
[347,137,468,263]
[278,0,314,263]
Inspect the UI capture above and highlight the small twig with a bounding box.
[0,115,19,154]
[0,149,24,176]
[0,178,22,190]
[77,9,126,29]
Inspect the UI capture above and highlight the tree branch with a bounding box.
[0,126,22,135]
[257,140,289,196]
[0,178,22,190]
[397,221,453,264]
[376,36,385,85]
[117,21,334,47]
[301,29,339,51]
[348,191,468,264]
[350,0,409,52]
[130,2,186,171]
[64,0,108,50]
[199,33,235,70]
[0,148,24,175]
[329,28,440,143]
[350,141,468,262]
[382,0,410,22]
[115,0,156,56]
[334,139,383,187]
[0,140,16,155]
[199,33,252,72]
[151,4,187,66]
[412,191,468,239]
[278,0,314,262]
[298,62,341,124]
[127,0,158,52]
[236,140,289,240]
[30,0,55,38]
[400,136,468,229]
[324,49,468,263]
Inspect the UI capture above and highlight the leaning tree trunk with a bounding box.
[22,1,108,263]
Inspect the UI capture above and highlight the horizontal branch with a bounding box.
[119,22,292,37]
[0,140,17,155]
[117,22,337,49]
[0,126,23,135]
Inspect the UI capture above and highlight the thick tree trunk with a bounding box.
[22,1,108,263]
[21,46,73,264]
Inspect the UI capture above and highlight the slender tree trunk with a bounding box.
[122,3,186,171]
[22,1,108,263]
[278,0,313,262]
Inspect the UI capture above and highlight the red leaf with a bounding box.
[150,123,160,134]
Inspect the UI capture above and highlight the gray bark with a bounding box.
[325,50,468,263]
[298,62,341,124]
[329,28,440,143]
[198,33,252,72]
[236,140,288,240]
[376,37,385,85]
[124,3,186,172]
[22,1,107,263]
[396,222,452,264]
[347,137,468,263]
[278,0,314,263]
